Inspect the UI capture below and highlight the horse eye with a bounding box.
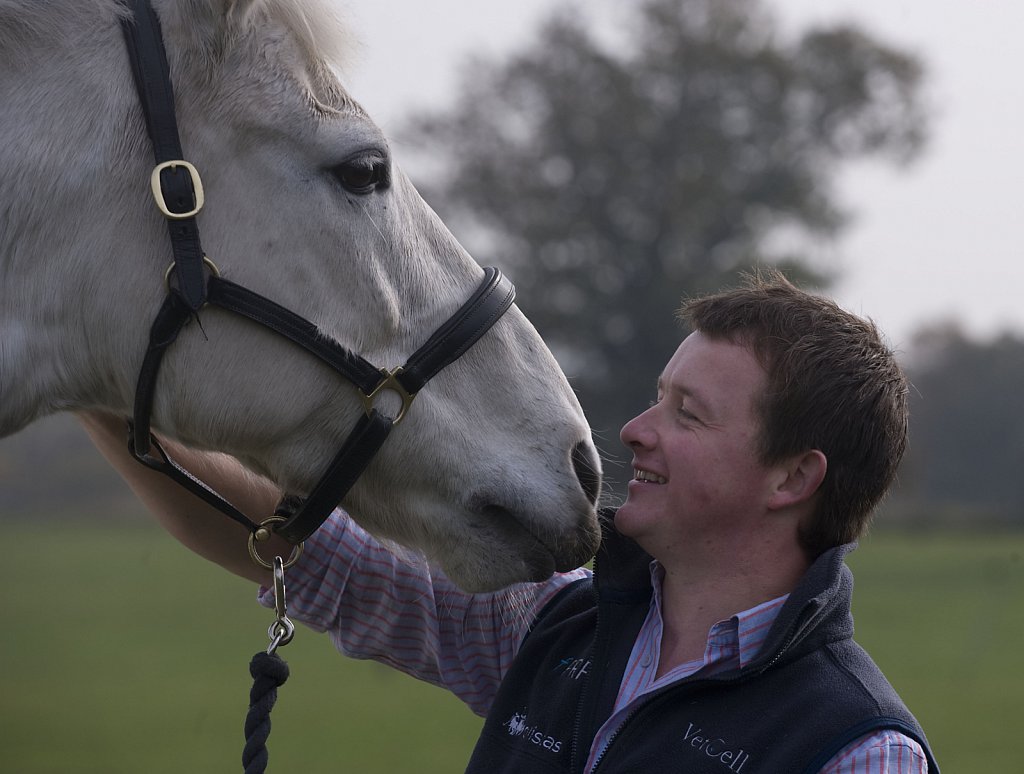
[332,154,389,194]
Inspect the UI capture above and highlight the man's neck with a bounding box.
[654,543,808,679]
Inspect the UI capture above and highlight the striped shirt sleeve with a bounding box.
[257,509,589,716]
[819,729,930,773]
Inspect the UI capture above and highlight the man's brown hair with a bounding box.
[678,269,909,557]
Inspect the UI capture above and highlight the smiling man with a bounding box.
[82,269,938,772]
[466,269,938,772]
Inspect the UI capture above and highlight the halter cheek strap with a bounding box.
[121,0,207,312]
[120,0,515,544]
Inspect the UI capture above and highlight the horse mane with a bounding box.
[0,0,358,78]
[232,0,360,111]
[255,0,357,75]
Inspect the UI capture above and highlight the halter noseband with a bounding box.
[119,0,515,545]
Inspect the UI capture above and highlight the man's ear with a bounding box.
[767,450,827,511]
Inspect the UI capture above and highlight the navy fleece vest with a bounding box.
[466,526,939,773]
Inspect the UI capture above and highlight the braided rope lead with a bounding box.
[243,650,290,774]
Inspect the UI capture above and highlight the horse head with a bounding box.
[0,0,602,592]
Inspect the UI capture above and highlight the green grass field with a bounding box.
[1,523,1020,772]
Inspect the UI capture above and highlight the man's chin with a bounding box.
[611,503,643,538]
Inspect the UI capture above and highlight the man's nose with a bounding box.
[620,405,656,448]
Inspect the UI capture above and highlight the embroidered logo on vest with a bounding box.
[553,655,591,680]
[683,722,751,771]
[503,710,563,754]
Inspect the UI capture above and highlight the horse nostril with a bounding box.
[571,440,602,505]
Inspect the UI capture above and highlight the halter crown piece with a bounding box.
[119,0,515,545]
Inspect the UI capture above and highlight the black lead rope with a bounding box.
[244,652,290,774]
[243,556,295,774]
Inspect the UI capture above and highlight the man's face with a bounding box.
[616,331,781,558]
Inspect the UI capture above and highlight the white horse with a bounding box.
[0,0,601,592]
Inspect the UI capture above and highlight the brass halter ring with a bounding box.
[163,255,220,292]
[247,516,304,571]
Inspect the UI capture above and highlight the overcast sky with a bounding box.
[340,0,1024,351]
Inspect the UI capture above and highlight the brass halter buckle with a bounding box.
[150,159,205,219]
[360,366,416,425]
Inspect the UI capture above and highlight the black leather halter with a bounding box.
[119,0,515,545]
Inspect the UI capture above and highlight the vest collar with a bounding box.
[593,509,857,672]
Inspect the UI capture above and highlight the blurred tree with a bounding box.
[896,324,1024,525]
[402,0,927,495]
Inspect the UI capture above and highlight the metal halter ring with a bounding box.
[163,255,220,292]
[247,516,304,571]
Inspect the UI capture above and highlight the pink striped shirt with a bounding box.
[259,511,929,773]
